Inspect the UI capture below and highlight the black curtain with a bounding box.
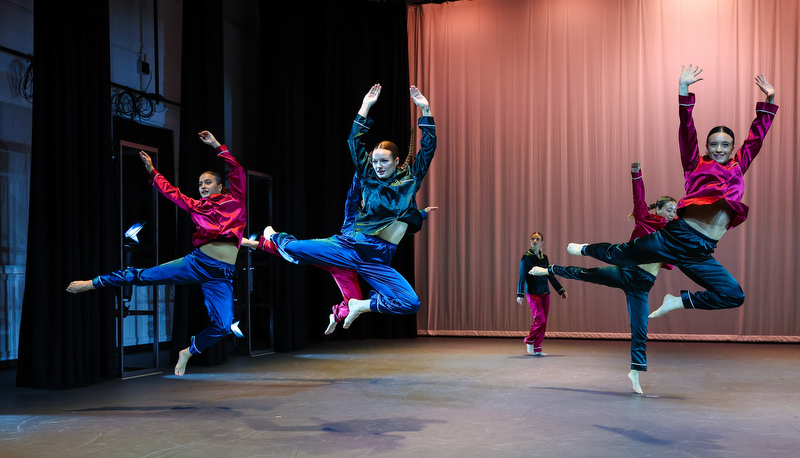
[16,1,116,388]
[256,0,417,351]
[169,0,228,369]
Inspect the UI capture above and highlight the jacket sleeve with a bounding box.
[348,115,375,180]
[737,101,778,173]
[544,255,565,294]
[218,145,246,200]
[678,93,700,173]
[517,257,528,297]
[149,169,195,213]
[631,170,649,222]
[410,116,437,183]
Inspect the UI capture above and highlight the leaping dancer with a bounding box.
[67,131,246,377]
[531,162,676,393]
[565,66,777,321]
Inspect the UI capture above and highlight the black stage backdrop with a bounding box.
[169,0,228,371]
[17,0,418,388]
[16,0,117,388]
[256,0,418,350]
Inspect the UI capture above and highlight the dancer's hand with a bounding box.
[559,292,568,299]
[410,85,431,116]
[424,206,439,213]
[139,151,154,173]
[358,84,381,118]
[754,74,775,103]
[631,161,641,174]
[516,297,523,305]
[198,130,221,148]
[679,65,703,96]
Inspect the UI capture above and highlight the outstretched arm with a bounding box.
[410,85,431,116]
[679,64,703,96]
[754,74,775,104]
[358,84,381,118]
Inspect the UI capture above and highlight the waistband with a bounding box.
[352,230,398,248]
[668,219,719,244]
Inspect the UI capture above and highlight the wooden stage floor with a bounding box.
[2,337,799,457]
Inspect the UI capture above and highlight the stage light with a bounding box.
[125,221,147,243]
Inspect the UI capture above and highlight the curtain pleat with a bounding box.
[410,0,800,340]
[16,0,116,388]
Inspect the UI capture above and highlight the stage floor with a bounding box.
[2,337,799,457]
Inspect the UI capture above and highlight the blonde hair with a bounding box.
[628,196,677,220]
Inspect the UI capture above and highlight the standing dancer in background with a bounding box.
[567,66,777,319]
[264,83,436,329]
[531,162,676,393]
[67,131,246,377]
[517,232,568,357]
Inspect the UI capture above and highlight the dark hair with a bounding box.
[706,126,735,145]
[372,141,399,159]
[629,196,677,220]
[201,170,229,195]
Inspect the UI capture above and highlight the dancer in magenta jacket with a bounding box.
[567,66,777,319]
[532,162,676,393]
[67,131,246,377]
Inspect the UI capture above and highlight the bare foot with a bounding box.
[628,370,643,394]
[66,280,95,293]
[567,243,587,256]
[174,348,192,376]
[343,299,370,329]
[325,314,338,335]
[649,294,683,318]
[263,226,277,238]
[529,266,548,276]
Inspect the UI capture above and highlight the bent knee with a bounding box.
[729,292,745,308]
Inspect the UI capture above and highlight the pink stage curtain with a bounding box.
[408,0,800,341]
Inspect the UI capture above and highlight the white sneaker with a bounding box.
[533,351,547,357]
[231,320,244,338]
[526,344,536,355]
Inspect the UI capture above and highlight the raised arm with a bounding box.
[630,161,649,221]
[199,130,246,200]
[409,86,436,182]
[678,65,703,171]
[738,75,779,172]
[349,86,380,177]
[142,150,195,213]
[358,84,381,118]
